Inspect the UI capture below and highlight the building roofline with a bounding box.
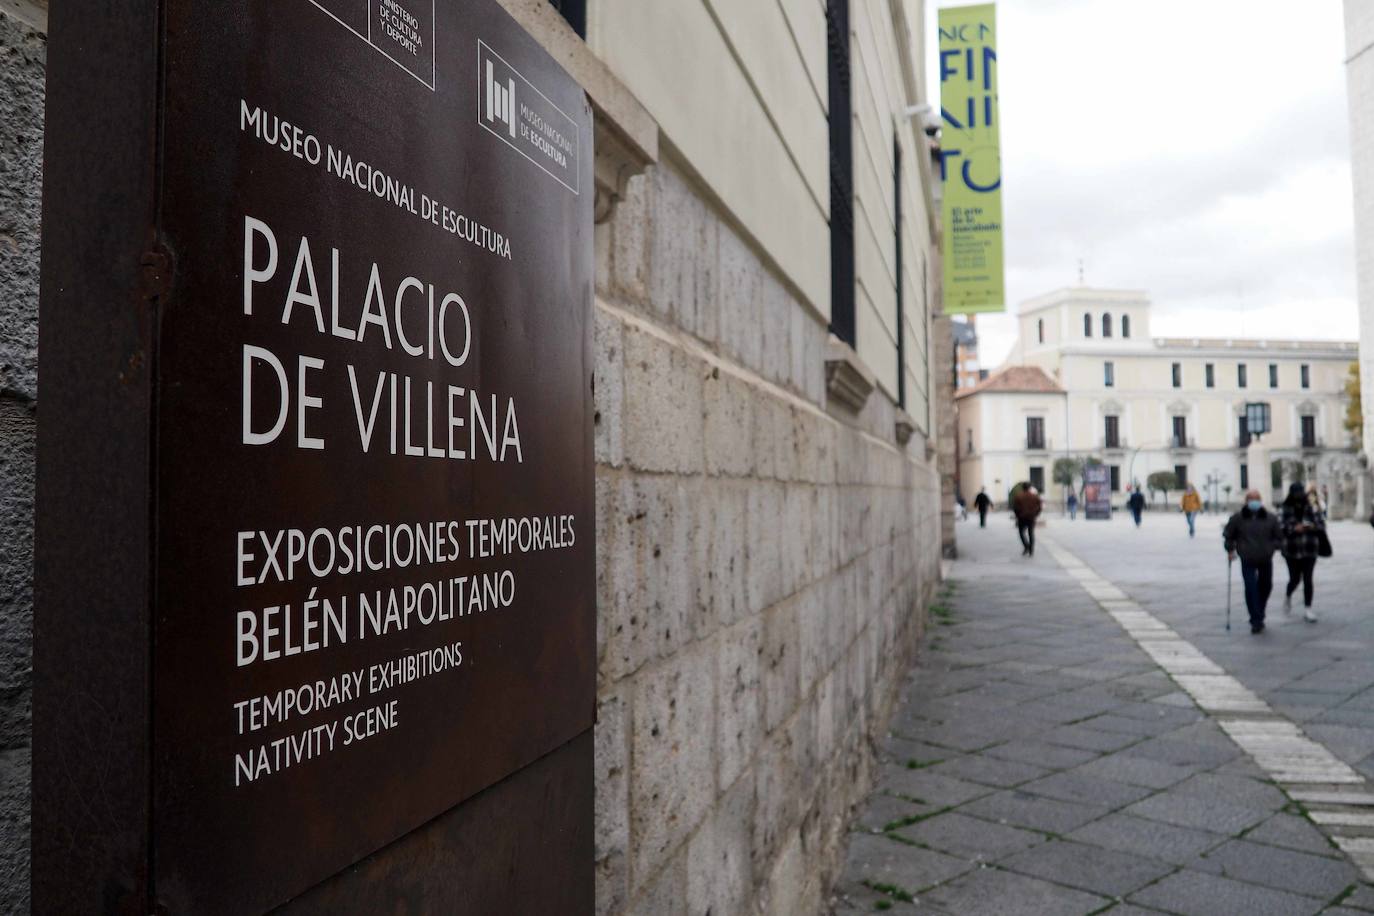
[954,365,1066,399]
[1017,286,1151,316]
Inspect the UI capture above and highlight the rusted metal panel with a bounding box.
[36,1,594,911]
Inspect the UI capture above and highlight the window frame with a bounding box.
[1301,415,1317,449]
[825,0,855,347]
[1238,364,1247,389]
[1104,361,1115,387]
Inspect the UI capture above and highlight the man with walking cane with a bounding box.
[1223,488,1284,634]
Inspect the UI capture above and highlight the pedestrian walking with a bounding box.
[1066,491,1079,520]
[1013,483,1042,557]
[1127,486,1146,527]
[974,487,992,528]
[1280,482,1328,622]
[954,494,968,522]
[1223,488,1284,634]
[1181,484,1202,538]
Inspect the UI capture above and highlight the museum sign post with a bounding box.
[34,1,595,911]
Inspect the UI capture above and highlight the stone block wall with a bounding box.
[592,159,941,916]
[0,7,44,911]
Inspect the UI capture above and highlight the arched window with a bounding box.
[1122,315,1131,338]
[1037,318,1044,343]
[1102,313,1113,338]
[1083,313,1092,337]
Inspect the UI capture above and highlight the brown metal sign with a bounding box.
[35,0,594,911]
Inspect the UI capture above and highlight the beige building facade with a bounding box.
[1345,0,1374,509]
[960,287,1359,512]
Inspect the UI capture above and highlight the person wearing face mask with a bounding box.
[1280,482,1328,622]
[1223,489,1285,634]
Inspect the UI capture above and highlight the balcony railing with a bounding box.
[1100,436,1127,451]
[1170,436,1196,451]
[1024,437,1050,452]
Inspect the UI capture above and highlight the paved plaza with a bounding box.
[832,507,1374,914]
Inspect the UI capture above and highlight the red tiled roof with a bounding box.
[955,365,1063,398]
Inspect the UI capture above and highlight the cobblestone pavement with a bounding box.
[831,510,1374,915]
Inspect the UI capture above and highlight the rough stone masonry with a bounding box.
[0,4,44,911]
[590,160,940,915]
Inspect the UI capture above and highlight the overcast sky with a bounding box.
[927,0,1358,367]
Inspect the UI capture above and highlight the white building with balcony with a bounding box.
[957,287,1361,513]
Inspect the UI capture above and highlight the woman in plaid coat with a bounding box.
[1281,482,1326,622]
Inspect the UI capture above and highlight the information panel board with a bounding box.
[938,2,1005,313]
[1083,464,1113,520]
[36,1,594,911]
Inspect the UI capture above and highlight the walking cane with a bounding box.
[1226,556,1233,632]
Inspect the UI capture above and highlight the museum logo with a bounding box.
[477,40,580,195]
[484,58,517,138]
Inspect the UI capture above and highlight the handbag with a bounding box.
[1317,528,1333,558]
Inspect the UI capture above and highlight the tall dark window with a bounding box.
[1171,363,1181,388]
[1238,364,1248,388]
[826,0,855,347]
[1104,361,1115,387]
[1029,466,1046,492]
[1239,416,1251,447]
[1104,415,1120,448]
[1109,465,1121,492]
[893,132,905,408]
[546,0,587,37]
[1084,313,1092,337]
[1026,416,1045,450]
[1240,463,1249,489]
[1174,465,1188,489]
[1037,318,1044,343]
[1269,363,1279,388]
[1205,363,1215,388]
[1102,313,1113,337]
[1301,364,1311,389]
[1301,415,1317,448]
[1122,315,1131,338]
[1172,416,1187,447]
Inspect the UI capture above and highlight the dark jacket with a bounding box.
[1012,489,1042,523]
[1127,491,1145,513]
[1223,506,1283,564]
[974,492,992,511]
[1280,497,1326,560]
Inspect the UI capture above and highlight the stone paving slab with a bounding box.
[1188,838,1359,899]
[1128,869,1323,916]
[999,838,1174,897]
[829,524,1374,914]
[894,811,1045,862]
[919,867,1110,916]
[1066,812,1227,866]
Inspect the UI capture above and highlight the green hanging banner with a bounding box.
[939,3,1005,313]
